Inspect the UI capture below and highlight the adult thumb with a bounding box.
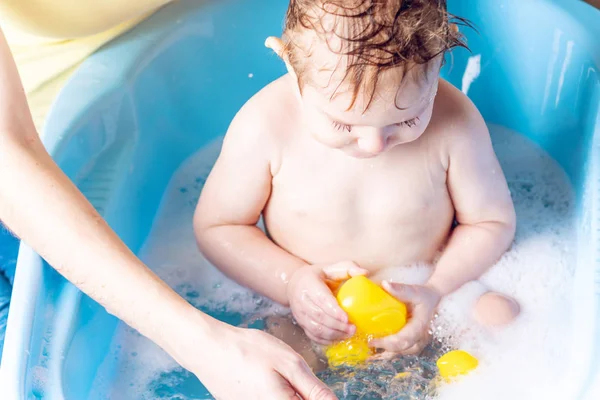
[283,362,337,400]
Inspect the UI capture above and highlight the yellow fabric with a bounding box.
[0,0,169,134]
[6,19,144,134]
[0,0,170,41]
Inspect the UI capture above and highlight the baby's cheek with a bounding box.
[402,111,434,142]
[401,126,427,143]
[420,105,435,129]
[391,125,428,146]
[310,128,351,149]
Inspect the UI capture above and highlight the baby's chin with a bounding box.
[345,150,382,159]
[340,143,398,159]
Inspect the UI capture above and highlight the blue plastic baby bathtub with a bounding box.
[1,0,599,398]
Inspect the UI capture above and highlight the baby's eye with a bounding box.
[332,121,352,132]
[396,117,420,128]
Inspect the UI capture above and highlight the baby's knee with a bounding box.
[473,292,520,327]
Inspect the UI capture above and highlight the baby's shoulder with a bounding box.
[226,75,299,147]
[426,79,491,159]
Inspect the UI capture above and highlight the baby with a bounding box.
[194,0,520,367]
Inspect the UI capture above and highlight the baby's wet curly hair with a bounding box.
[283,0,471,110]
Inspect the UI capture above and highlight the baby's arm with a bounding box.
[194,100,363,343]
[425,104,516,296]
[369,92,516,354]
[193,104,305,305]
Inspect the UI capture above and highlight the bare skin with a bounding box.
[194,34,519,364]
[0,29,335,400]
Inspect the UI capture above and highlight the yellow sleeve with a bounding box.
[0,0,170,40]
[0,0,170,134]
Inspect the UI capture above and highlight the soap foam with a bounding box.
[432,126,576,400]
[90,125,578,400]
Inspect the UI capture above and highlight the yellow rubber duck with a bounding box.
[325,275,408,367]
[437,350,479,381]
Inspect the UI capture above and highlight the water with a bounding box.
[317,342,445,400]
[91,124,576,399]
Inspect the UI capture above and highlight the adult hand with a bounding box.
[194,323,337,400]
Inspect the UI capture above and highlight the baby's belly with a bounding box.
[263,206,453,271]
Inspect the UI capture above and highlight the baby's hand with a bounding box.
[286,262,368,345]
[369,281,442,355]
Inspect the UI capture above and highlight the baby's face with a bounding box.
[297,58,440,158]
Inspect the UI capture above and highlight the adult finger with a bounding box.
[278,358,338,400]
[272,373,303,400]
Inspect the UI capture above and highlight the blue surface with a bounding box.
[0,0,599,398]
[0,226,20,355]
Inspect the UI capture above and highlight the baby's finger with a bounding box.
[367,351,396,362]
[369,333,412,352]
[382,281,421,304]
[304,319,351,344]
[309,283,348,322]
[396,318,427,344]
[294,300,356,338]
[369,317,425,350]
[305,329,334,345]
[304,297,355,335]
[402,340,427,356]
[322,262,368,281]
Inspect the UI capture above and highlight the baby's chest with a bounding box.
[270,159,451,227]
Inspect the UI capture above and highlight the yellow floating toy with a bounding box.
[325,276,408,366]
[437,350,479,381]
[325,336,372,368]
[337,276,408,337]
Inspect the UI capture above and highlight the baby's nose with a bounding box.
[357,129,389,155]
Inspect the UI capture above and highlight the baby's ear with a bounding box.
[265,37,295,74]
[265,36,300,89]
[265,36,286,58]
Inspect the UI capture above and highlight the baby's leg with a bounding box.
[472,292,520,327]
[265,316,328,372]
